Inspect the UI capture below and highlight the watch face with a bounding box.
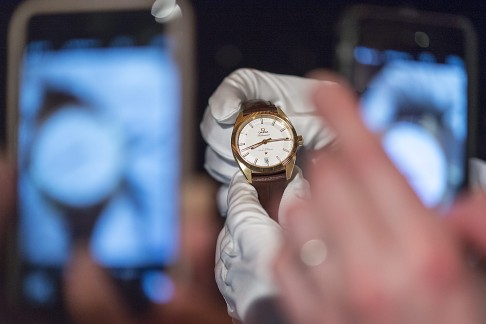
[235,114,295,168]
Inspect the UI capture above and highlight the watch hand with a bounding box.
[241,137,291,152]
[241,138,271,152]
[266,137,291,143]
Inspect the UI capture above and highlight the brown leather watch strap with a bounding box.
[251,171,288,223]
[241,99,277,115]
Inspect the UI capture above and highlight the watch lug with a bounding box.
[236,160,253,183]
[235,111,244,122]
[297,135,304,147]
[276,106,287,117]
[285,156,296,180]
[244,168,253,183]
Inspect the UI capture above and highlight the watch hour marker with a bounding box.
[280,128,286,132]
[283,148,290,152]
[276,156,281,162]
[239,143,245,146]
[254,158,258,164]
[272,120,276,126]
[264,157,269,165]
[261,119,264,124]
[243,152,249,157]
[249,123,254,128]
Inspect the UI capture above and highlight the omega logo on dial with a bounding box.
[236,114,294,168]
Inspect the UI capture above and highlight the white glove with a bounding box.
[151,0,181,23]
[215,167,310,322]
[201,68,335,185]
[469,158,486,192]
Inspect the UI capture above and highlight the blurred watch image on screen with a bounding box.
[355,48,467,211]
[18,19,180,306]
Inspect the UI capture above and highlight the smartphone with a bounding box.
[5,0,194,316]
[336,5,478,212]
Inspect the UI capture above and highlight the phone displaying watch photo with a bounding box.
[336,5,478,212]
[6,0,194,314]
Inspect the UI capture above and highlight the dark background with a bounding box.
[1,0,486,172]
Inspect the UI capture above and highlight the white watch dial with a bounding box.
[237,115,294,167]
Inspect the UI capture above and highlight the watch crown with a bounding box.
[297,135,304,146]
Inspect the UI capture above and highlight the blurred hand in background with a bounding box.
[273,76,486,324]
[0,158,229,323]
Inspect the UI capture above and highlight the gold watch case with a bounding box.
[231,106,303,183]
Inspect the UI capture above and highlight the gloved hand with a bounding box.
[200,68,335,215]
[215,167,310,322]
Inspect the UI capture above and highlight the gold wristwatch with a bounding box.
[231,99,303,222]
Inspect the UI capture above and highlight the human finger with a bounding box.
[312,81,439,248]
[305,69,353,86]
[306,152,404,323]
[274,204,345,324]
[64,244,133,324]
[278,166,311,229]
[273,241,320,323]
[309,81,481,323]
[273,222,329,323]
[306,154,477,323]
[307,149,392,260]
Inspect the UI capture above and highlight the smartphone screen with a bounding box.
[338,8,476,212]
[12,10,181,309]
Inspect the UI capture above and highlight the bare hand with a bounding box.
[273,78,483,324]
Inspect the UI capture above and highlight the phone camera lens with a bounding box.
[415,31,430,48]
